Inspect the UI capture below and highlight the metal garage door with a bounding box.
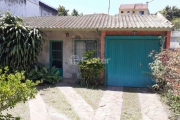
[105,36,160,87]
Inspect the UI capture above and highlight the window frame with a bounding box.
[74,40,97,58]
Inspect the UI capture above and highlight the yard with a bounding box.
[1,81,171,120]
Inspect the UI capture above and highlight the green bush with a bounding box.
[0,13,46,72]
[0,66,39,118]
[27,63,62,84]
[78,50,104,87]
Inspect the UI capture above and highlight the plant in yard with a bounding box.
[0,66,39,119]
[149,49,180,118]
[78,50,104,87]
[0,12,46,72]
[27,63,62,84]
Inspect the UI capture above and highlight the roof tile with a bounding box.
[22,13,173,30]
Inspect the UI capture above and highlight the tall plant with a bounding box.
[0,13,45,71]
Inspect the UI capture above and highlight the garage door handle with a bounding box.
[140,63,143,67]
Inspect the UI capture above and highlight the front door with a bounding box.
[50,41,63,76]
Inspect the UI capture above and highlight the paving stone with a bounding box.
[93,86,123,120]
[138,89,169,120]
[28,94,51,120]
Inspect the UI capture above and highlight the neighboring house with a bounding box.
[119,3,149,15]
[0,0,57,17]
[22,13,173,87]
[170,30,180,49]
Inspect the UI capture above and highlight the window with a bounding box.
[139,11,144,15]
[121,11,124,13]
[127,11,130,13]
[75,40,97,59]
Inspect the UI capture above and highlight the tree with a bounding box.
[71,9,79,16]
[58,5,69,16]
[159,5,180,21]
[0,13,46,72]
[172,18,180,29]
[0,66,39,118]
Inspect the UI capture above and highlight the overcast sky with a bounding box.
[42,0,180,15]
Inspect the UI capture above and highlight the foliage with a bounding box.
[149,49,180,117]
[27,63,62,84]
[71,9,79,16]
[0,66,39,116]
[58,5,69,16]
[159,5,180,21]
[78,50,104,87]
[172,18,180,29]
[0,13,46,72]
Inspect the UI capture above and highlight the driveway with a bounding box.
[3,82,169,120]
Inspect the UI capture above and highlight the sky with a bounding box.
[42,0,180,15]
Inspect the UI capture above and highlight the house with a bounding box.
[119,3,149,15]
[0,0,57,17]
[22,13,173,87]
[170,30,180,49]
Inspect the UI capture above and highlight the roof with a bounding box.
[22,13,173,31]
[120,3,148,10]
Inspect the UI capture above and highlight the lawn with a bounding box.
[73,85,106,110]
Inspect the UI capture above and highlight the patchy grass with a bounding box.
[157,94,180,120]
[2,102,30,120]
[73,85,106,110]
[38,85,80,120]
[120,87,142,120]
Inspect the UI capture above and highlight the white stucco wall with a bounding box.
[0,0,57,17]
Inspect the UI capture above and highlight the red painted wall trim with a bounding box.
[165,31,171,49]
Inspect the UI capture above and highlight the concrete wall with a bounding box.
[119,9,149,15]
[0,0,57,17]
[170,31,180,49]
[38,31,101,78]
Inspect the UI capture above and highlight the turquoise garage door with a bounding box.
[105,36,160,87]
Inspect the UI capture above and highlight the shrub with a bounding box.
[0,13,46,72]
[149,49,180,118]
[27,63,62,84]
[78,50,104,87]
[0,66,39,118]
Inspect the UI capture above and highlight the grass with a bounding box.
[158,94,180,120]
[120,87,142,120]
[38,85,80,120]
[73,85,106,110]
[1,102,30,120]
